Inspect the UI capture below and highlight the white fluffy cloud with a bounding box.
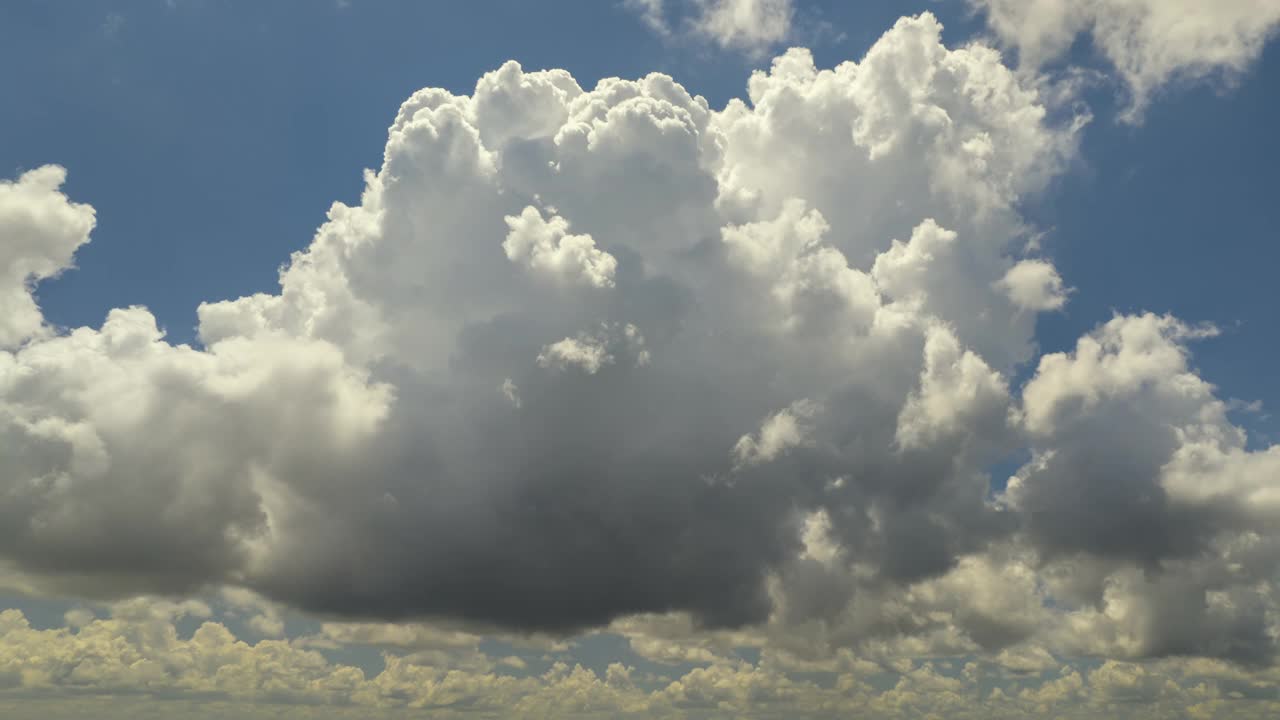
[996,258,1070,311]
[693,0,795,53]
[0,166,95,348]
[504,206,618,289]
[974,0,1280,119]
[626,0,795,54]
[2,10,1279,706]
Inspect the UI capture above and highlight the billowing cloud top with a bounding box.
[3,12,1279,691]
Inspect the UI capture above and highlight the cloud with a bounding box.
[972,0,1280,120]
[995,258,1070,312]
[0,166,95,348]
[3,8,1279,680]
[626,0,795,56]
[3,595,1280,718]
[1009,314,1280,664]
[504,206,617,289]
[1,13,1080,637]
[625,0,670,37]
[693,0,795,54]
[732,399,821,469]
[537,328,616,374]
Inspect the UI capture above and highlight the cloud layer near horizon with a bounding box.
[4,595,1280,720]
[3,13,1280,701]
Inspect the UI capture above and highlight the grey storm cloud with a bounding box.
[2,12,1280,670]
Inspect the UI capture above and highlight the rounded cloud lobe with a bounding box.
[2,11,1278,672]
[0,166,95,348]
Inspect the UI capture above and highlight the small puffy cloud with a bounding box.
[894,324,1012,451]
[996,258,1070,312]
[537,334,611,373]
[628,0,794,55]
[732,399,820,468]
[504,206,617,289]
[536,323,648,374]
[693,0,794,54]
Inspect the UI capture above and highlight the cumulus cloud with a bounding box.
[973,0,1280,119]
[2,11,1072,635]
[732,399,821,469]
[537,329,615,374]
[504,206,617,289]
[7,596,1279,719]
[3,8,1279,686]
[627,0,794,55]
[995,258,1070,311]
[1007,314,1280,664]
[693,0,794,54]
[0,166,95,348]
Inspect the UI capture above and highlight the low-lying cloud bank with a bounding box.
[2,12,1279,691]
[3,598,1280,720]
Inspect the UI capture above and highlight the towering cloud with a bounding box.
[1,11,1277,674]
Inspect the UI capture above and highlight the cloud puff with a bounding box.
[504,206,617,288]
[732,399,821,469]
[3,9,1278,675]
[693,0,795,54]
[995,258,1070,312]
[0,166,95,348]
[973,0,1280,119]
[626,0,795,55]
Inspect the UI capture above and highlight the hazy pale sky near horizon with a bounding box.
[2,1,1280,718]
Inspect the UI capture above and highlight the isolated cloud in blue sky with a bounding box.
[627,0,796,53]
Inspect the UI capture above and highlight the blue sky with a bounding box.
[3,1,1280,718]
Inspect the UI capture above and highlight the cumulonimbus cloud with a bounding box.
[2,12,1278,670]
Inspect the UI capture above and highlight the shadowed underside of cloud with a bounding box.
[2,11,1280,674]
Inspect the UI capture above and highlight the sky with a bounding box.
[1,0,1280,718]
